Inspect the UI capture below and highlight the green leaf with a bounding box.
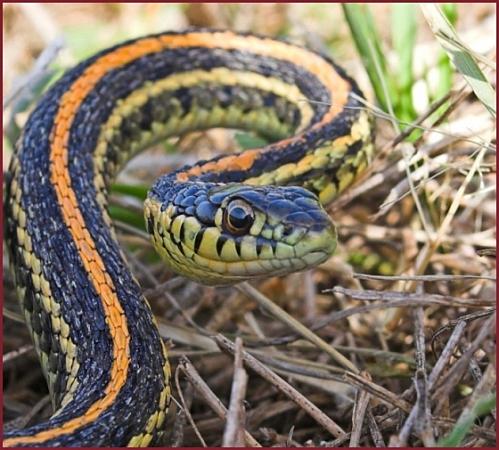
[421,4,496,118]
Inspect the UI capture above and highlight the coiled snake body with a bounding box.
[4,30,373,446]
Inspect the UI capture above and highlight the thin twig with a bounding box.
[178,356,261,447]
[353,273,496,282]
[433,315,495,415]
[328,286,494,308]
[430,311,493,358]
[215,334,347,439]
[3,395,51,431]
[438,364,496,446]
[222,338,248,447]
[385,143,491,331]
[342,371,412,413]
[349,371,372,447]
[366,408,386,447]
[3,344,34,364]
[398,307,435,446]
[174,364,207,447]
[429,320,467,388]
[246,302,492,349]
[237,282,359,373]
[3,38,63,108]
[170,383,192,447]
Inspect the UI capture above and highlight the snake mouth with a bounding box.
[184,223,337,285]
[293,223,337,259]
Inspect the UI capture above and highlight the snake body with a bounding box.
[4,30,373,446]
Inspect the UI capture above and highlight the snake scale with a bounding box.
[3,29,374,446]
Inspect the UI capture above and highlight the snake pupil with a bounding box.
[223,200,254,235]
[231,207,251,227]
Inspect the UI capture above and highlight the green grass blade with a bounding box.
[342,4,396,114]
[437,392,496,446]
[391,3,417,122]
[421,4,496,118]
[108,204,145,229]
[111,183,149,200]
[428,4,457,120]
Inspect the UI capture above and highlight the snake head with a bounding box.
[145,183,336,285]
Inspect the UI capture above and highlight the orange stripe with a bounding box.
[5,31,346,445]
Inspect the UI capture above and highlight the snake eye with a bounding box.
[223,199,254,235]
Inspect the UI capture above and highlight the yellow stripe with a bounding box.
[6,156,80,415]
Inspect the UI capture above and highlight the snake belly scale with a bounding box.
[3,30,374,446]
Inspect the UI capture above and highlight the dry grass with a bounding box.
[3,3,496,447]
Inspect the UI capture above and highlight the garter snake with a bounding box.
[3,29,374,446]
